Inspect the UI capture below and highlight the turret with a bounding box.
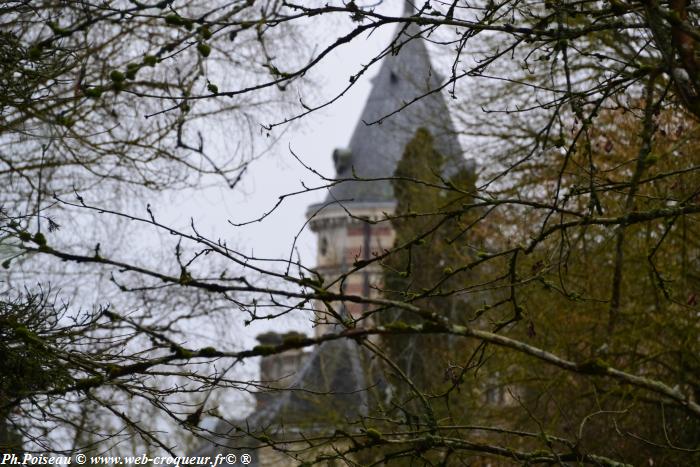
[307,11,468,335]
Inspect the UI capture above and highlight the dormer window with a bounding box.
[332,148,352,174]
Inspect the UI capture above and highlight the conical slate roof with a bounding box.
[193,338,384,464]
[247,338,383,429]
[325,17,466,204]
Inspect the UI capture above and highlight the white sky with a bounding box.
[163,5,403,269]
[157,3,403,338]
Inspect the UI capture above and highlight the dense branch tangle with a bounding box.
[2,0,700,465]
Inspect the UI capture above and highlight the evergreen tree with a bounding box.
[380,127,480,412]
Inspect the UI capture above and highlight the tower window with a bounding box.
[319,236,329,256]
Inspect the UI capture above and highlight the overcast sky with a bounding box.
[154,3,404,339]
[164,4,403,268]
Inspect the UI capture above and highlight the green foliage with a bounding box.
[84,87,103,99]
[125,63,140,80]
[109,70,125,82]
[577,358,610,375]
[32,232,46,246]
[0,290,76,407]
[281,332,307,346]
[164,14,184,26]
[2,1,700,463]
[495,109,700,465]
[252,344,276,356]
[197,42,211,58]
[198,26,213,40]
[27,45,42,61]
[198,347,222,357]
[143,55,158,67]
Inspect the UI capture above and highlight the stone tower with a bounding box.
[195,5,470,464]
[307,3,466,332]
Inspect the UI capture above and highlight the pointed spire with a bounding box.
[316,22,464,204]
